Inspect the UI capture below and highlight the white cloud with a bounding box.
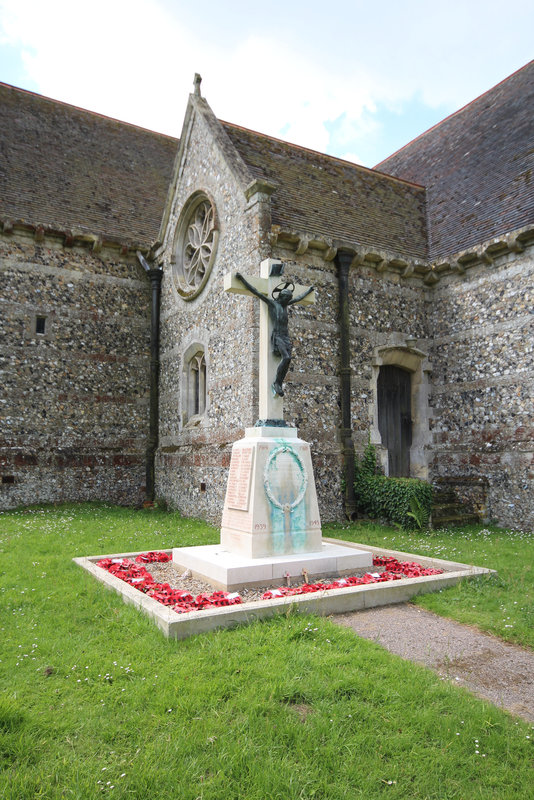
[0,0,380,150]
[205,35,377,154]
[0,0,196,133]
[1,0,532,162]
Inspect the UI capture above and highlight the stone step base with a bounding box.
[431,477,486,529]
[172,542,373,592]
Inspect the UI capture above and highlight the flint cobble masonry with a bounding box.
[1,68,533,529]
[429,250,534,528]
[0,237,151,508]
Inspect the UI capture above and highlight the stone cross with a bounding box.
[224,258,315,423]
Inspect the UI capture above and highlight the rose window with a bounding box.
[173,194,218,300]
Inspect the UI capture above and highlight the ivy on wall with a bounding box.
[354,442,433,529]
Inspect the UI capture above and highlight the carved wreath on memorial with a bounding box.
[173,193,219,300]
[263,445,308,513]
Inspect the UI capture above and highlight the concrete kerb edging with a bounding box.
[73,539,494,640]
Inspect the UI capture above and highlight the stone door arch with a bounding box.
[370,342,432,479]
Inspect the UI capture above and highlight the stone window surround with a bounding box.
[25,310,55,341]
[182,339,210,429]
[369,339,432,480]
[171,190,219,302]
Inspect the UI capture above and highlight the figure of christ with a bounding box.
[235,272,314,397]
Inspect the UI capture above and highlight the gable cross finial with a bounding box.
[193,73,202,97]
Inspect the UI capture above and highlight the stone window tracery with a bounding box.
[173,193,218,300]
[183,345,207,426]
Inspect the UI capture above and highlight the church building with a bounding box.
[1,61,532,528]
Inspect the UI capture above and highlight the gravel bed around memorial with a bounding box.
[144,562,377,603]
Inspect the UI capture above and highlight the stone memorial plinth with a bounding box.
[173,428,372,589]
[221,426,322,559]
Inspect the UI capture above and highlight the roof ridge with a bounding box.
[220,119,426,191]
[0,80,179,142]
[375,59,534,169]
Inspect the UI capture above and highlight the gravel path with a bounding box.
[335,604,534,723]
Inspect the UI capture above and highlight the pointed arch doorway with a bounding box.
[377,365,412,477]
[370,343,432,480]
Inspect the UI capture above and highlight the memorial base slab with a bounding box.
[172,540,373,591]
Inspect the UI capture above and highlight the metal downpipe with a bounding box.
[137,252,163,503]
[335,250,357,520]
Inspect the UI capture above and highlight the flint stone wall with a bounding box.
[248,248,431,522]
[157,135,434,527]
[0,235,150,508]
[429,248,534,528]
[155,109,269,521]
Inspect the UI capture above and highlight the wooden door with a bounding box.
[377,365,412,477]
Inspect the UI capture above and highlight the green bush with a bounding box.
[354,442,433,529]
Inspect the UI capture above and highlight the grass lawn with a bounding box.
[1,503,533,799]
[334,521,534,650]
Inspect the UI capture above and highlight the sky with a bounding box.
[0,0,532,167]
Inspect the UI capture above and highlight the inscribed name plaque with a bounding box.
[225,446,254,511]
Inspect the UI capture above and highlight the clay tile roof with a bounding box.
[221,122,428,261]
[376,61,534,261]
[0,83,178,248]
